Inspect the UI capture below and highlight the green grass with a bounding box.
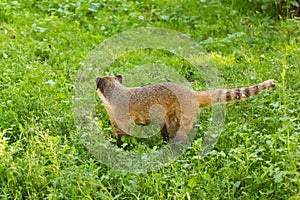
[1,0,300,199]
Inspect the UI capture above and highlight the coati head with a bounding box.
[96,75,123,99]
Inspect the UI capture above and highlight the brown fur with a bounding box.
[96,75,276,147]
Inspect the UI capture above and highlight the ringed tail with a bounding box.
[197,79,276,107]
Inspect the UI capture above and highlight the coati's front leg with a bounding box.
[113,127,131,147]
[116,133,124,147]
[110,117,131,148]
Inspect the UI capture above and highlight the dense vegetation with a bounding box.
[0,0,299,199]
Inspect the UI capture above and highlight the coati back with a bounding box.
[96,75,276,147]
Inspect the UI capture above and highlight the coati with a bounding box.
[96,75,276,147]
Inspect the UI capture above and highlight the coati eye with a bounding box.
[116,74,123,83]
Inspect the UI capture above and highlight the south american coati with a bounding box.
[96,75,276,147]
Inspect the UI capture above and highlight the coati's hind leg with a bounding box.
[166,114,196,145]
[160,124,169,141]
[171,119,194,145]
[160,112,180,142]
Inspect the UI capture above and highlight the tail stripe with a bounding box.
[243,88,250,98]
[234,89,241,100]
[253,85,259,95]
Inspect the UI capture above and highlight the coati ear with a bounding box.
[116,74,123,84]
[96,77,101,89]
[96,77,104,93]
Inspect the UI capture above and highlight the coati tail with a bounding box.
[197,79,276,107]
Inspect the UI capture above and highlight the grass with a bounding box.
[1,0,300,199]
